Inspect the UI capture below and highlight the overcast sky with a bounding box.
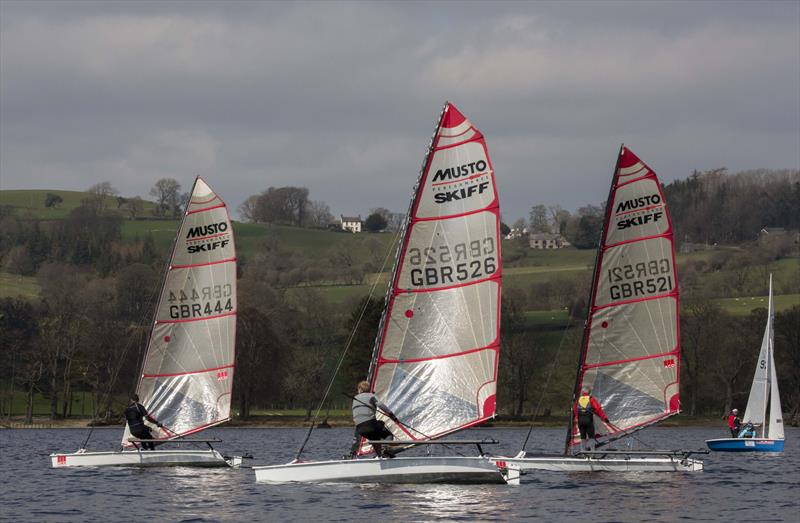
[1,0,798,222]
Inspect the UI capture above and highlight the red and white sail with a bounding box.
[363,103,501,452]
[123,177,236,444]
[567,146,679,451]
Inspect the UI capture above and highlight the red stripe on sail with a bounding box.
[603,231,673,250]
[186,203,226,215]
[615,172,656,189]
[171,257,236,270]
[396,273,501,294]
[438,125,473,140]
[582,349,679,370]
[568,411,675,447]
[185,231,230,242]
[412,204,499,222]
[431,170,491,187]
[614,203,664,217]
[143,364,234,378]
[156,311,236,324]
[190,195,219,205]
[434,134,483,151]
[591,290,677,312]
[378,344,498,365]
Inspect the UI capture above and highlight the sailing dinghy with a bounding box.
[706,276,785,452]
[51,177,242,468]
[254,102,517,484]
[494,146,704,473]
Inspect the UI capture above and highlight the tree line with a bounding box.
[516,167,799,249]
[0,167,798,425]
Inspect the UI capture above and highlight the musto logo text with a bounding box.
[186,222,230,253]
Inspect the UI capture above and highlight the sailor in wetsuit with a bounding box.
[352,381,399,458]
[124,394,163,450]
[575,387,609,451]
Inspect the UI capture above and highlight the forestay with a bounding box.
[363,103,501,452]
[123,177,237,445]
[567,146,679,451]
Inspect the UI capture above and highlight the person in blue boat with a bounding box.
[351,380,399,458]
[738,422,757,438]
[124,394,163,450]
[575,387,610,451]
[727,408,741,438]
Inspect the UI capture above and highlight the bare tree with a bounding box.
[307,200,334,228]
[86,182,118,213]
[238,195,260,223]
[149,178,182,217]
[529,204,550,233]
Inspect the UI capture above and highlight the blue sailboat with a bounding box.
[706,276,785,452]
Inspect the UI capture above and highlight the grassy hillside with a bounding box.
[2,188,797,317]
[0,189,158,219]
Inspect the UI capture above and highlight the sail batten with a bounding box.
[567,146,680,452]
[123,177,236,445]
[362,103,501,453]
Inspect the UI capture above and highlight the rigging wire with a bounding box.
[294,228,404,461]
[519,310,578,452]
[79,261,162,449]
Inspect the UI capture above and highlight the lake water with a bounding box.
[1,426,797,522]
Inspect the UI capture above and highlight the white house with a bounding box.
[505,227,528,240]
[529,233,569,249]
[340,215,362,233]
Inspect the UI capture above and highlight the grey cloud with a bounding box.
[1,0,798,221]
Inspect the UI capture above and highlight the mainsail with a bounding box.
[566,146,680,452]
[743,275,784,439]
[123,177,236,444]
[363,102,501,451]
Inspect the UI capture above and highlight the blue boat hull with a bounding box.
[705,438,784,452]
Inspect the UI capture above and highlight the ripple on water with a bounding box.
[2,426,798,522]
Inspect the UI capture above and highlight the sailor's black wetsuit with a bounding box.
[124,402,156,450]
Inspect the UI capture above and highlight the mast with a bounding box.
[132,177,200,397]
[366,103,447,384]
[563,145,623,455]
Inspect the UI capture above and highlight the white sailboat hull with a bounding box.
[493,454,703,473]
[50,449,240,468]
[253,456,509,484]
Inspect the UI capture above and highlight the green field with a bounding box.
[716,293,800,315]
[0,389,105,418]
[0,189,158,220]
[0,272,39,299]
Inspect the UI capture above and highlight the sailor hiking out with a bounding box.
[575,387,609,451]
[351,381,399,458]
[124,394,164,450]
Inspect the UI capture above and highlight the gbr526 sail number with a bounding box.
[407,237,496,287]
